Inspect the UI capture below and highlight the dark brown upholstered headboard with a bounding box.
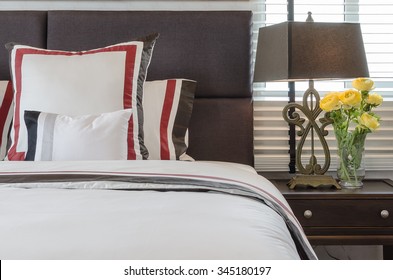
[0,11,47,80]
[0,10,254,166]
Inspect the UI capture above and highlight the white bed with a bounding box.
[0,160,316,259]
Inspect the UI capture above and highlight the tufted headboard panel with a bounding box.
[46,11,252,99]
[0,11,47,80]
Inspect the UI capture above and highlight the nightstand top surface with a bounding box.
[272,178,393,199]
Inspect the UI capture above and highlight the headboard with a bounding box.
[0,10,254,166]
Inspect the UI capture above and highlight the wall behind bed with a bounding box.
[0,1,255,11]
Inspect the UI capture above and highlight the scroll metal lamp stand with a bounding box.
[253,12,369,189]
[282,79,339,189]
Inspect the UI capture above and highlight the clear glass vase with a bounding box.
[336,132,367,189]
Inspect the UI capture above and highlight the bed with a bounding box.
[0,10,316,260]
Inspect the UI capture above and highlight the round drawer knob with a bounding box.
[381,210,390,219]
[304,210,313,219]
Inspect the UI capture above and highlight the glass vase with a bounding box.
[336,132,367,189]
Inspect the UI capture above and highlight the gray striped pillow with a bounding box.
[24,109,133,161]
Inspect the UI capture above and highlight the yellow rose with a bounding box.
[352,78,374,91]
[320,92,341,112]
[366,93,383,106]
[339,89,362,108]
[358,112,380,131]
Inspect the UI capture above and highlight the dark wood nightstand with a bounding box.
[271,178,393,259]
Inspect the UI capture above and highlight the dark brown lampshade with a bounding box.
[253,21,369,82]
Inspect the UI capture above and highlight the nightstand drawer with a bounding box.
[289,199,393,227]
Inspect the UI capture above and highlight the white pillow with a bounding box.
[24,109,133,161]
[6,34,158,161]
[143,79,196,160]
[0,81,13,160]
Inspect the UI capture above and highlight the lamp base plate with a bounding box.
[287,174,341,190]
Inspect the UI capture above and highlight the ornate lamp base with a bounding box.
[282,80,338,190]
[287,174,341,189]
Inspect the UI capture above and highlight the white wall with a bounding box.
[0,1,255,11]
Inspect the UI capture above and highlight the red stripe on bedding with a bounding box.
[7,48,29,160]
[121,45,138,160]
[160,80,176,160]
[120,45,137,109]
[127,113,136,160]
[0,82,13,147]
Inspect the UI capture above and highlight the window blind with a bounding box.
[252,0,289,171]
[253,0,393,172]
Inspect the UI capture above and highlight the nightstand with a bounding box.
[271,179,393,259]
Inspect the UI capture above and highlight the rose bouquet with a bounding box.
[319,78,383,187]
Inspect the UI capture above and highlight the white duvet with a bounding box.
[0,160,316,260]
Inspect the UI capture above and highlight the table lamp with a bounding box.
[254,13,369,189]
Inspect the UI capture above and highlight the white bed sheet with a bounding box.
[0,160,316,260]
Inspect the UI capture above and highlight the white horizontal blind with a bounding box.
[253,0,393,172]
[348,0,393,170]
[253,0,290,171]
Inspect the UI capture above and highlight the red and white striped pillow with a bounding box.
[0,81,13,160]
[6,34,158,161]
[143,79,196,160]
